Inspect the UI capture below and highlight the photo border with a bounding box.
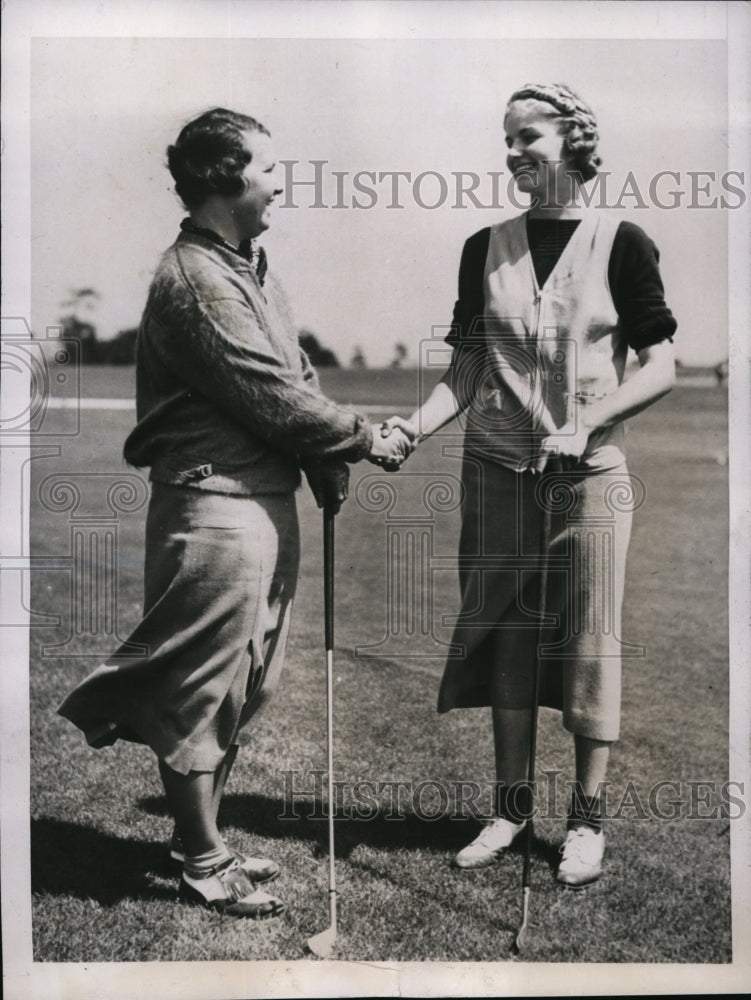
[2,2,749,996]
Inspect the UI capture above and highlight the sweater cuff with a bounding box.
[300,412,373,465]
[355,415,374,461]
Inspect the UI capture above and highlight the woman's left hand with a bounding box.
[533,420,590,473]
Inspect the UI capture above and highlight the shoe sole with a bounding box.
[178,880,284,919]
[453,851,506,870]
[556,871,602,890]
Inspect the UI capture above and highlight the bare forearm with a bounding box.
[408,380,464,441]
[581,342,676,432]
[535,341,676,472]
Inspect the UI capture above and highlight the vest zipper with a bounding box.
[531,292,542,340]
[529,290,544,465]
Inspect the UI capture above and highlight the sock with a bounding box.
[183,844,233,879]
[567,789,604,833]
[173,827,234,858]
[496,782,532,825]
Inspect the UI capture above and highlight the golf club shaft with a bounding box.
[521,472,553,891]
[323,507,337,930]
[325,648,337,931]
[516,357,565,942]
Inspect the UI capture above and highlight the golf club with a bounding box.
[513,459,556,955]
[515,339,576,951]
[307,504,338,958]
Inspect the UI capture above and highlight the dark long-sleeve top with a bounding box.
[447,218,677,355]
[124,225,372,496]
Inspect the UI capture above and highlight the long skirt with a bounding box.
[57,483,300,774]
[437,454,635,742]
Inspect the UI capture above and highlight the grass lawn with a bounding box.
[29,370,731,964]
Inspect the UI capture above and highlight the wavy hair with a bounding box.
[507,83,601,181]
[167,108,270,209]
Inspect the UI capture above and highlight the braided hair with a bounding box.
[507,83,601,181]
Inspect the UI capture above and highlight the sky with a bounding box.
[30,31,733,367]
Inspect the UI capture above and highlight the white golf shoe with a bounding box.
[556,826,604,888]
[454,816,525,869]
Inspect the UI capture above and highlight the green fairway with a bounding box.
[29,371,731,963]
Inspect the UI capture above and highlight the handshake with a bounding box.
[368,416,419,472]
[305,416,420,514]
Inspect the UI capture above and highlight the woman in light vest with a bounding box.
[383,83,676,886]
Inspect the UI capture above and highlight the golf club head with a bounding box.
[306,925,336,958]
[512,886,532,955]
[513,921,531,955]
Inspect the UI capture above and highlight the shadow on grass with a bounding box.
[32,817,177,904]
[32,798,557,913]
[138,791,559,870]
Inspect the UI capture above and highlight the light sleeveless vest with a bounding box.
[461,211,628,472]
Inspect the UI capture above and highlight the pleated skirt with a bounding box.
[57,483,300,774]
[437,453,635,741]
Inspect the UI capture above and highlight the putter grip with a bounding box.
[324,507,335,650]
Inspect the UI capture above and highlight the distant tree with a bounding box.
[59,288,102,364]
[59,316,99,364]
[60,287,100,312]
[350,346,367,369]
[390,342,408,369]
[100,327,138,365]
[299,328,340,367]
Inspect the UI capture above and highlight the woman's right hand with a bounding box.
[380,416,419,446]
[368,422,414,471]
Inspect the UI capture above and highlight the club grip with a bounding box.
[323,506,335,650]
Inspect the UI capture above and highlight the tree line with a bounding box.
[58,288,410,368]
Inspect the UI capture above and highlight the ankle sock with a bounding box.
[171,829,231,856]
[496,782,532,825]
[567,790,604,833]
[183,844,233,879]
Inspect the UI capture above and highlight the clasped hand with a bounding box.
[532,420,590,473]
[368,417,418,471]
[306,417,418,515]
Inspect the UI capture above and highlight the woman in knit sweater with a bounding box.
[383,83,676,886]
[58,108,410,919]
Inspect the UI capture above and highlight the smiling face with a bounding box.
[230,130,283,240]
[504,99,575,204]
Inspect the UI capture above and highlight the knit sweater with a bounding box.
[124,228,373,496]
